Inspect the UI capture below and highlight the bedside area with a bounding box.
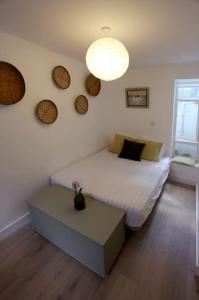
[28,185,126,277]
[169,161,199,186]
[169,160,199,276]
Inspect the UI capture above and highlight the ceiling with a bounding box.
[0,0,199,67]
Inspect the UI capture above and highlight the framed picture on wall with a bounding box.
[126,87,149,108]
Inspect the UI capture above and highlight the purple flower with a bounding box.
[72,181,80,190]
[72,181,83,193]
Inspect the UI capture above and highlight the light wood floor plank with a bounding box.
[0,182,198,300]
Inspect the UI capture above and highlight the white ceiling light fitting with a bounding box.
[86,26,129,81]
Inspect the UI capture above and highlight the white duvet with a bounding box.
[51,150,170,228]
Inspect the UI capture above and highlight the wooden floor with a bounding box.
[0,181,198,300]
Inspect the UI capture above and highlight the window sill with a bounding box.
[171,155,196,167]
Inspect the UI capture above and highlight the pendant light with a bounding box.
[86,27,129,81]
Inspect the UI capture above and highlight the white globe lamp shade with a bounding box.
[86,37,129,81]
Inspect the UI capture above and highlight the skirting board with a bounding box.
[0,212,30,242]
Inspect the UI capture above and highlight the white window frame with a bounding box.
[172,79,199,161]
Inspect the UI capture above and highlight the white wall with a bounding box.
[169,163,199,186]
[1,30,199,234]
[0,31,109,233]
[103,63,199,155]
[103,63,199,185]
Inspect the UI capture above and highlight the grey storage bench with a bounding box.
[28,185,126,277]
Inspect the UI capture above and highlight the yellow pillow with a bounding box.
[109,134,136,154]
[136,138,163,162]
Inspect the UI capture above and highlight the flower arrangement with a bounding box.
[72,181,83,194]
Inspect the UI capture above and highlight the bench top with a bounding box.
[28,185,125,245]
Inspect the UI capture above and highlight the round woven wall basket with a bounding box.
[0,61,25,105]
[75,95,88,114]
[37,100,58,124]
[52,66,70,89]
[85,74,101,96]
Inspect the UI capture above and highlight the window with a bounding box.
[172,80,199,161]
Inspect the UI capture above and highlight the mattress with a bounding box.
[51,150,170,228]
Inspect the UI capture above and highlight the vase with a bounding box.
[74,193,85,210]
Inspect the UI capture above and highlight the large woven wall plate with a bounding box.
[37,100,58,124]
[75,95,88,114]
[85,73,101,96]
[52,66,70,89]
[0,61,25,105]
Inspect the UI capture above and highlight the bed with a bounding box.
[51,149,170,229]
